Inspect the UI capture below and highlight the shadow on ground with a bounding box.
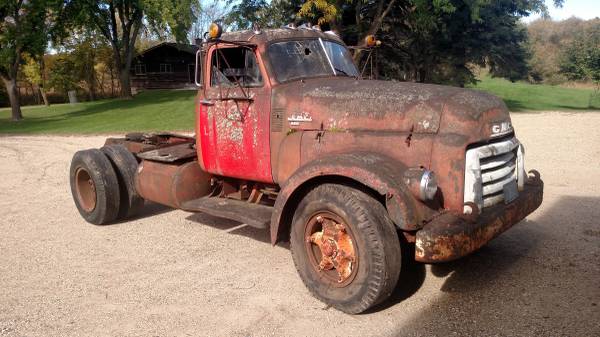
[390,195,600,336]
[185,212,277,246]
[177,195,599,332]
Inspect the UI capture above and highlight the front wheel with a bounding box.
[290,184,401,314]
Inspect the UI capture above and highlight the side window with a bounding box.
[135,64,146,75]
[160,64,172,73]
[210,47,263,87]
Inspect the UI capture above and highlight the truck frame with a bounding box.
[69,24,544,314]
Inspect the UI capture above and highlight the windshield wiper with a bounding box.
[334,67,350,76]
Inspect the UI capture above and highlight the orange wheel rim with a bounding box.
[304,211,358,287]
[75,167,96,212]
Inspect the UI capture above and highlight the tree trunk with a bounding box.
[98,72,106,97]
[2,76,23,121]
[40,87,49,106]
[32,83,40,105]
[119,68,132,99]
[109,66,115,96]
[88,78,97,101]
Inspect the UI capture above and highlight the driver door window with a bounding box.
[210,47,263,87]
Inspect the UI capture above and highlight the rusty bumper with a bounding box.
[415,173,544,263]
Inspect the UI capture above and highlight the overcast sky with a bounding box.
[524,0,600,22]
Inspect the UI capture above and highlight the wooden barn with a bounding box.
[131,42,199,90]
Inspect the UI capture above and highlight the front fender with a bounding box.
[270,152,424,244]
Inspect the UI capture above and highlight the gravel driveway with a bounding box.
[1,112,599,337]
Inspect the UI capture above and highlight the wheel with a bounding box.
[290,184,401,314]
[69,149,120,225]
[101,144,144,219]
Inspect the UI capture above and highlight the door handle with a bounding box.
[200,99,214,106]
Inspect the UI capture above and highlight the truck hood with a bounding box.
[272,77,511,139]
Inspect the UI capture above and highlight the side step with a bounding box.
[181,197,273,229]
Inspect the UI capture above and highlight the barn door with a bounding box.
[197,45,272,183]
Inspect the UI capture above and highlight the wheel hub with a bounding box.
[306,214,357,284]
[75,167,97,212]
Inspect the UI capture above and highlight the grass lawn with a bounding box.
[0,89,197,134]
[2,79,599,135]
[472,76,600,112]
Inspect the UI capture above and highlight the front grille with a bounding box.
[464,136,525,212]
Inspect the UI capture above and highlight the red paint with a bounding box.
[196,44,273,183]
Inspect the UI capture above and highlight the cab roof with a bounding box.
[219,28,345,46]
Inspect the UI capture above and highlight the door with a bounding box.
[197,45,272,183]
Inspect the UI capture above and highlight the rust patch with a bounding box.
[415,174,544,263]
[305,212,357,286]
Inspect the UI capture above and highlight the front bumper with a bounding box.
[415,171,544,263]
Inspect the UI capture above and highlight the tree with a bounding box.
[559,22,600,106]
[63,29,109,101]
[225,0,301,30]
[95,43,119,96]
[47,54,78,95]
[0,0,54,121]
[527,17,596,84]
[70,0,199,99]
[22,53,50,106]
[190,0,231,40]
[295,0,564,86]
[559,22,600,82]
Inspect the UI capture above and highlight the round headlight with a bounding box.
[420,170,438,200]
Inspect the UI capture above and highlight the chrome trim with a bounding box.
[464,137,524,213]
[517,143,526,191]
[194,50,202,87]
[420,170,437,201]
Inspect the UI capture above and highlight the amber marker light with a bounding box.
[209,22,223,39]
[365,35,382,48]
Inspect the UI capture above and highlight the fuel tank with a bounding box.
[135,160,213,209]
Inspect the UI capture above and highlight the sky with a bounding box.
[524,0,600,22]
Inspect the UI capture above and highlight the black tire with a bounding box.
[101,144,144,219]
[290,183,401,314]
[69,149,120,225]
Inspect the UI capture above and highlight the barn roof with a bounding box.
[136,42,198,58]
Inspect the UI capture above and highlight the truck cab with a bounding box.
[69,24,544,314]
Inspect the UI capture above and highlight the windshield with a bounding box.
[267,39,359,83]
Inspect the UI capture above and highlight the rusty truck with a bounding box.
[69,24,544,314]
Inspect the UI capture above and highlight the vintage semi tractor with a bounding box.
[69,24,544,314]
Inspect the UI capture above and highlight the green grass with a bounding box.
[0,89,196,134]
[472,76,600,112]
[2,79,599,135]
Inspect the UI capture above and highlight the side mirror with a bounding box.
[195,49,203,87]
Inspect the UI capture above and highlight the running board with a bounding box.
[181,197,273,229]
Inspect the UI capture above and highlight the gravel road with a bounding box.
[0,112,599,337]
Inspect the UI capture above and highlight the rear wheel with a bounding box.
[101,144,144,219]
[69,149,120,225]
[290,184,401,314]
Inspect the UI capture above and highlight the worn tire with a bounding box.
[290,184,401,314]
[69,149,120,225]
[101,144,144,219]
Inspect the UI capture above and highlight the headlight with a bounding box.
[420,170,438,200]
[404,168,438,201]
